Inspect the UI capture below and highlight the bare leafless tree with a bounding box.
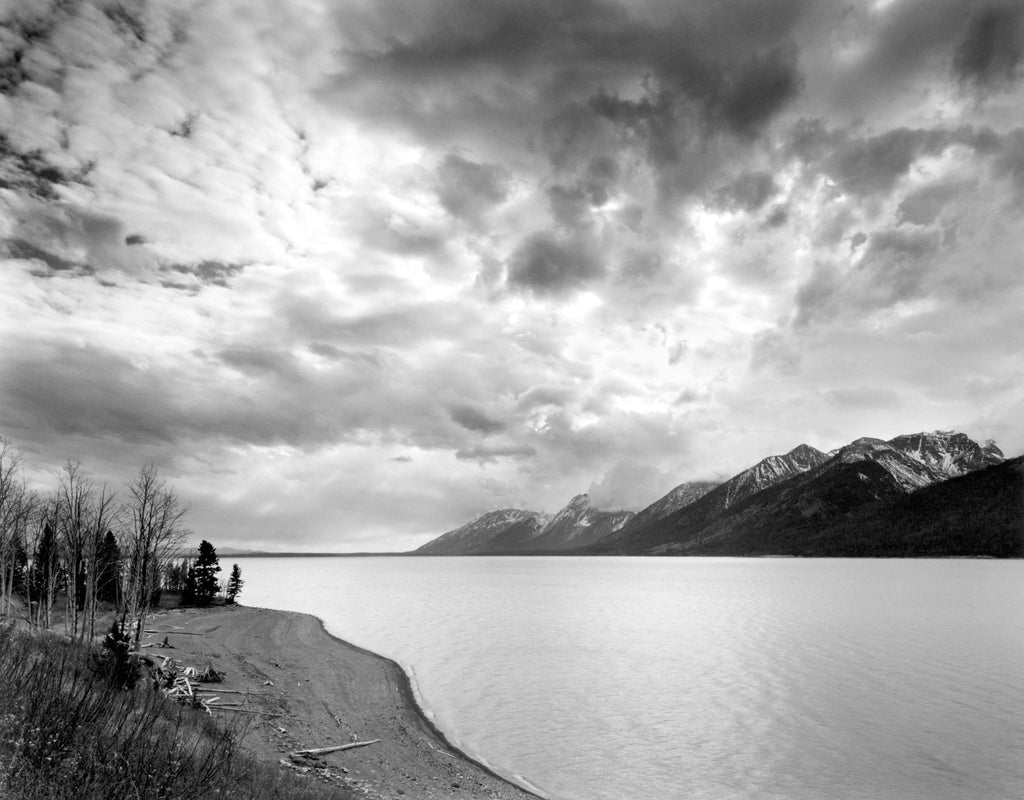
[54,460,92,637]
[0,439,33,619]
[121,464,189,647]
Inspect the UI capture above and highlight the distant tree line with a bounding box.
[0,437,243,645]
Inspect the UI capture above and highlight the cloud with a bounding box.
[0,131,92,200]
[750,328,801,375]
[506,231,605,295]
[454,442,536,464]
[514,384,575,411]
[588,459,682,511]
[897,180,973,225]
[711,170,778,212]
[823,128,949,197]
[164,259,246,288]
[436,152,509,222]
[793,227,944,326]
[712,45,802,138]
[953,5,1024,91]
[3,0,1024,551]
[823,386,901,409]
[450,405,505,434]
[994,129,1024,203]
[3,237,82,275]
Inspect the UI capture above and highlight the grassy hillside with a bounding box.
[0,626,354,800]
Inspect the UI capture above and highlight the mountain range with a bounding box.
[416,430,1020,558]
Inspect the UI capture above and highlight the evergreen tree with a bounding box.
[225,563,243,603]
[183,564,197,604]
[192,540,220,605]
[30,522,59,599]
[96,530,121,604]
[10,535,28,598]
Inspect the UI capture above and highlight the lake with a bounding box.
[233,556,1024,800]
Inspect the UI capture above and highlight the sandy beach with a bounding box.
[142,604,543,800]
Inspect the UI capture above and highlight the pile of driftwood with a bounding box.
[151,656,227,714]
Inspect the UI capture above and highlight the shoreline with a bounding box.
[306,610,549,798]
[145,603,546,800]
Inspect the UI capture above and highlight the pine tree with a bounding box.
[10,535,28,598]
[96,530,121,604]
[192,540,220,606]
[225,563,244,603]
[30,522,59,599]
[183,564,197,604]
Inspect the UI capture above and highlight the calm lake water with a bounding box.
[234,557,1024,800]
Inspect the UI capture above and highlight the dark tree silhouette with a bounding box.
[225,563,243,603]
[30,522,59,599]
[96,530,121,604]
[192,540,220,606]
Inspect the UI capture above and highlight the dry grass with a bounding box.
[0,625,356,800]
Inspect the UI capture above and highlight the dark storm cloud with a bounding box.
[994,128,1024,203]
[0,337,513,455]
[953,5,1024,90]
[450,405,505,435]
[506,231,605,295]
[1,344,177,444]
[818,1,986,117]
[436,153,509,222]
[218,348,304,380]
[790,122,1004,199]
[793,260,840,328]
[712,45,802,139]
[711,171,778,212]
[3,238,82,274]
[164,259,246,287]
[793,228,943,327]
[581,155,619,205]
[326,0,809,151]
[823,128,950,196]
[0,201,143,276]
[897,180,972,226]
[853,229,943,309]
[0,132,92,200]
[547,184,591,229]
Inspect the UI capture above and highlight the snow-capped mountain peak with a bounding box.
[722,443,829,508]
[828,430,1003,492]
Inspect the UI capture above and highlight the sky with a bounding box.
[1,0,1023,552]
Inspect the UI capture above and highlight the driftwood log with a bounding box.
[209,707,288,717]
[290,740,381,758]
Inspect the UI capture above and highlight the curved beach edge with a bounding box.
[301,610,549,799]
[148,603,548,800]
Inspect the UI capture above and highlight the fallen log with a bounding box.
[144,629,205,636]
[290,740,381,758]
[208,707,288,717]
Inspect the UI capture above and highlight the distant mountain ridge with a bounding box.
[415,509,549,555]
[414,430,1015,558]
[598,430,1006,555]
[416,494,633,555]
[601,443,831,554]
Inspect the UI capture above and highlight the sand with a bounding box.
[142,604,544,800]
